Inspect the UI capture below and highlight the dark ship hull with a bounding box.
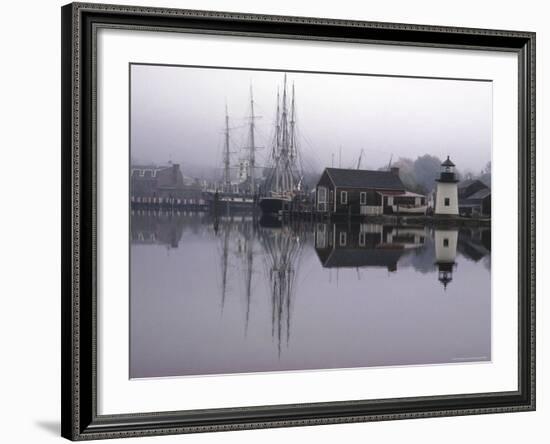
[205,191,255,211]
[258,197,291,215]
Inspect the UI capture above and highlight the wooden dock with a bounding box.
[130,196,209,211]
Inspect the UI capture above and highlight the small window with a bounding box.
[360,192,367,205]
[359,232,366,246]
[443,238,449,247]
[444,197,450,206]
[339,231,347,246]
[340,191,348,204]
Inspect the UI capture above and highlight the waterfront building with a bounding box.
[315,167,427,217]
[458,179,491,216]
[130,163,204,205]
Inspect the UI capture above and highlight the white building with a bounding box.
[435,156,459,216]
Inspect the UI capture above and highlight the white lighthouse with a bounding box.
[435,156,459,216]
[434,228,458,289]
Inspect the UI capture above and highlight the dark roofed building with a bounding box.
[131,164,184,198]
[468,188,491,200]
[315,167,426,216]
[458,179,491,216]
[131,163,203,204]
[458,179,488,199]
[323,168,405,190]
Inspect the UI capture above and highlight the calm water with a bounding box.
[130,212,491,378]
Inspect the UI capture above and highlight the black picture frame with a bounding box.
[61,2,536,440]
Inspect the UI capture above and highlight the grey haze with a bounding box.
[130,64,492,176]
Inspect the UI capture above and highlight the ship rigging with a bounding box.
[208,74,304,214]
[259,74,304,215]
[209,85,261,209]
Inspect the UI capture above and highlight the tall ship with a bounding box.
[258,74,304,215]
[206,86,260,210]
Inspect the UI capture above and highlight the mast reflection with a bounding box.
[258,217,305,356]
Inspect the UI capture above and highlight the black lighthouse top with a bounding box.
[436,156,459,183]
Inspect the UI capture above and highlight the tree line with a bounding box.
[386,155,491,195]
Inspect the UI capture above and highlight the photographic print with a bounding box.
[129,64,492,379]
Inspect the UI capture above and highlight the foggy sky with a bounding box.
[130,64,492,176]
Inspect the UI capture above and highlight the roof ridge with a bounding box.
[326,167,391,172]
[321,167,405,190]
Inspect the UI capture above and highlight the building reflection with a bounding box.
[457,227,491,261]
[131,212,491,277]
[314,223,426,272]
[130,210,192,248]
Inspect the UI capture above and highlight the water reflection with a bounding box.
[315,223,426,272]
[258,221,304,355]
[130,210,491,378]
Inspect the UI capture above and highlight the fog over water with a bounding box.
[130,64,492,176]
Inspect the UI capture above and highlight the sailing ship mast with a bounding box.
[274,88,281,193]
[268,74,300,196]
[220,89,259,196]
[247,85,258,195]
[223,104,232,192]
[289,82,296,164]
[280,74,290,193]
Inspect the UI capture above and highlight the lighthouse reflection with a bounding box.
[434,229,458,289]
[130,211,491,378]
